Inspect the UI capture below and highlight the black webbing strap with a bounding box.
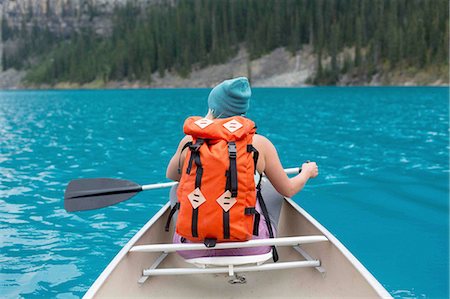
[223,172,231,240]
[222,142,237,239]
[225,170,231,191]
[193,153,203,189]
[186,152,194,174]
[223,211,230,239]
[182,141,193,151]
[246,144,260,236]
[165,202,180,232]
[253,211,260,236]
[228,142,238,197]
[192,208,199,238]
[222,141,237,239]
[245,207,260,236]
[186,139,203,174]
[257,183,279,262]
[247,144,259,174]
[178,141,192,174]
[189,139,204,238]
[190,138,204,151]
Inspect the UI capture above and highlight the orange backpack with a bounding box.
[168,116,261,246]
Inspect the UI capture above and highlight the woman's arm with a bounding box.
[258,135,318,197]
[166,135,193,181]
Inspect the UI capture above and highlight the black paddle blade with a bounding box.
[64,178,142,212]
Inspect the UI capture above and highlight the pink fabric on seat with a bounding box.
[173,203,276,259]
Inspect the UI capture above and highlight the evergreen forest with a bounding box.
[1,0,448,85]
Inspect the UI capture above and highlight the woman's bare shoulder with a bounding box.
[178,135,192,147]
[253,134,273,149]
[182,134,193,142]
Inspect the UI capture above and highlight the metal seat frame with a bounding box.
[130,235,328,284]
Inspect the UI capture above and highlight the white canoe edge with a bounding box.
[283,197,391,298]
[83,202,172,299]
[83,199,392,298]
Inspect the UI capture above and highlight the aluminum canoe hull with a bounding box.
[84,198,391,298]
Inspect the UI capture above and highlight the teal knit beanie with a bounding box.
[208,77,251,118]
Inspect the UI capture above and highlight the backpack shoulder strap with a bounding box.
[257,181,279,263]
[177,141,192,174]
[247,144,259,174]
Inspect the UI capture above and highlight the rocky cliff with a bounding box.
[0,0,447,89]
[0,0,166,36]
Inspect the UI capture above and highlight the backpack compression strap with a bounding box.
[220,141,238,240]
[187,139,204,238]
[228,142,238,197]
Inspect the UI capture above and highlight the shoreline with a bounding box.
[2,85,448,92]
[1,48,448,90]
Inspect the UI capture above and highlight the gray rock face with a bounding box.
[0,0,154,36]
[0,68,26,89]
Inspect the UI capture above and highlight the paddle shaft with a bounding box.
[140,167,301,191]
[70,185,143,198]
[64,167,302,212]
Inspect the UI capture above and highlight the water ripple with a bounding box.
[0,87,448,298]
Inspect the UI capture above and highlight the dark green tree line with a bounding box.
[1,0,448,85]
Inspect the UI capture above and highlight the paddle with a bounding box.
[64,167,301,212]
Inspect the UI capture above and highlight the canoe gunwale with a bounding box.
[283,197,392,298]
[83,202,171,299]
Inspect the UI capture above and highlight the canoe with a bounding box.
[83,197,391,298]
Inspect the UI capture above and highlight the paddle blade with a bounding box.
[64,178,142,212]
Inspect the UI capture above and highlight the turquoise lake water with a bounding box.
[0,87,448,298]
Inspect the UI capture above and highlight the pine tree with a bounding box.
[10,0,448,85]
[330,22,339,82]
[354,17,362,68]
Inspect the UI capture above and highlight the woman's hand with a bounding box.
[302,161,319,178]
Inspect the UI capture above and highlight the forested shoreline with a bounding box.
[1,0,448,86]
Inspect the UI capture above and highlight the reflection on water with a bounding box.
[0,87,448,298]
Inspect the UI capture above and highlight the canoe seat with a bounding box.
[185,251,273,268]
[134,236,329,284]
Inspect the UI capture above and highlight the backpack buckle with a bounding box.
[204,238,217,248]
[228,142,237,158]
[189,139,204,152]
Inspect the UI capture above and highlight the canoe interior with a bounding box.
[88,199,390,298]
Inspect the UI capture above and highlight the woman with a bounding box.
[166,77,318,258]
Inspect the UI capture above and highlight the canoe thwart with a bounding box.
[130,235,328,253]
[137,242,328,284]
